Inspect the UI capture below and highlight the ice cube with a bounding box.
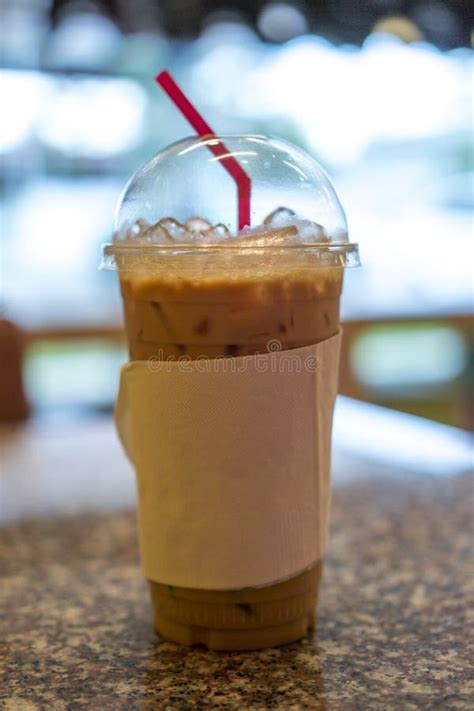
[139,224,171,244]
[262,208,329,242]
[114,221,132,241]
[209,223,230,240]
[238,225,297,246]
[294,219,328,242]
[195,230,216,245]
[157,217,190,242]
[131,218,150,235]
[186,216,213,234]
[263,207,296,227]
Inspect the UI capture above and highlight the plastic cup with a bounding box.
[103,135,359,650]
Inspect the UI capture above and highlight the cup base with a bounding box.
[154,609,316,651]
[150,562,322,650]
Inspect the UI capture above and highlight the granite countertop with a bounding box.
[1,459,472,710]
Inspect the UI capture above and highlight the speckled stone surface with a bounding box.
[1,471,472,710]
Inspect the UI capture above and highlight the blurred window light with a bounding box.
[333,397,473,477]
[372,15,423,43]
[0,70,53,153]
[191,33,471,165]
[421,172,474,210]
[0,0,49,67]
[202,10,257,44]
[257,2,309,43]
[118,31,166,75]
[347,207,473,311]
[38,79,147,157]
[25,340,126,410]
[4,178,120,280]
[55,0,101,21]
[190,42,260,110]
[351,324,469,390]
[2,177,123,328]
[44,8,123,69]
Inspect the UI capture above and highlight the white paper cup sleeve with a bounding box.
[115,332,341,590]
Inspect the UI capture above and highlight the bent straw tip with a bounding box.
[155,70,171,85]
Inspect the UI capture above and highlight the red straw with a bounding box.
[156,70,251,230]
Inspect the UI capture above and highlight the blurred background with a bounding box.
[0,0,472,428]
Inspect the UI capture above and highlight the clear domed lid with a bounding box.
[103,134,359,269]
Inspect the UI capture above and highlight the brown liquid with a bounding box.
[119,257,342,650]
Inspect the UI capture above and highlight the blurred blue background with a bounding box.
[0,0,472,427]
